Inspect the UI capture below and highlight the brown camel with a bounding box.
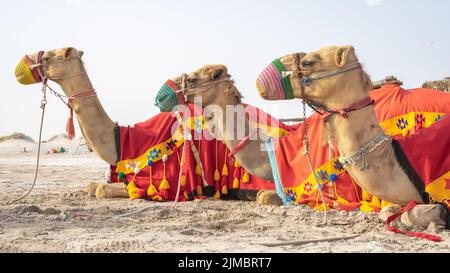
[16,47,128,199]
[271,45,448,228]
[422,77,450,93]
[174,58,448,228]
[15,47,276,202]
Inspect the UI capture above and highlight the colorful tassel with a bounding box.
[196,184,203,196]
[180,174,186,187]
[242,171,250,184]
[232,177,240,189]
[159,177,170,190]
[147,184,158,197]
[147,164,158,197]
[127,173,145,200]
[195,164,202,176]
[234,160,240,168]
[214,169,221,182]
[221,176,228,195]
[222,163,229,176]
[213,190,221,200]
[232,160,241,189]
[152,195,164,202]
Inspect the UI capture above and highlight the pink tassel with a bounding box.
[66,107,75,140]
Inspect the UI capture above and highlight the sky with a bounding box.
[0,0,449,140]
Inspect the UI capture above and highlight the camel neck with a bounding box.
[56,72,118,165]
[58,72,94,96]
[326,105,381,157]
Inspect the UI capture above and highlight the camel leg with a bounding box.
[256,190,283,206]
[83,182,101,197]
[379,205,404,222]
[400,204,449,229]
[95,183,129,200]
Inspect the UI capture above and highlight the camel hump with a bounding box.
[372,76,403,90]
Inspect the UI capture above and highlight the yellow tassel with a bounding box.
[180,174,186,187]
[159,178,170,190]
[222,163,229,176]
[147,184,158,197]
[196,185,203,196]
[371,196,381,208]
[359,201,375,213]
[126,181,137,192]
[242,171,250,184]
[221,184,228,195]
[362,190,371,201]
[183,191,189,200]
[214,169,220,181]
[152,195,164,202]
[213,190,221,199]
[195,164,202,176]
[232,177,239,189]
[126,181,140,200]
[234,160,240,168]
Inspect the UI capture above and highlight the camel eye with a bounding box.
[302,60,315,68]
[187,77,199,84]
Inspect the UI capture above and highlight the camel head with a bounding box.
[15,47,85,86]
[156,64,240,112]
[173,64,242,107]
[256,45,372,109]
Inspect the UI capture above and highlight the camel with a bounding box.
[266,45,450,228]
[422,77,450,93]
[15,47,273,202]
[174,57,449,229]
[15,47,128,199]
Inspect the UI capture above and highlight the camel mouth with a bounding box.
[155,79,185,112]
[15,56,42,85]
[256,59,294,101]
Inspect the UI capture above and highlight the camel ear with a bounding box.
[64,47,77,59]
[212,67,227,81]
[334,46,355,67]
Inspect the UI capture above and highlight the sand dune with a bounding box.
[0,132,91,154]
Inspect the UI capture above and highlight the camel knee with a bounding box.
[83,182,101,197]
[400,204,449,229]
[95,183,128,200]
[256,190,283,206]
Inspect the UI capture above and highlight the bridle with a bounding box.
[177,74,232,102]
[7,50,96,204]
[30,50,98,140]
[291,52,375,121]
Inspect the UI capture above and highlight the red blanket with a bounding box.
[273,85,450,212]
[110,104,277,201]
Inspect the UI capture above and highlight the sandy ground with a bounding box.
[0,150,449,253]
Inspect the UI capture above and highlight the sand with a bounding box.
[0,140,449,253]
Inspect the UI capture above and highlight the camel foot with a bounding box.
[400,204,449,229]
[380,204,449,229]
[256,190,283,206]
[83,182,101,197]
[95,183,129,200]
[379,205,403,222]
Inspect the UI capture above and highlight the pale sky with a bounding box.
[1,0,449,140]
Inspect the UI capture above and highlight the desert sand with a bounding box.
[0,136,449,253]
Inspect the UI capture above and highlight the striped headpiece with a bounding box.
[15,55,43,85]
[256,59,294,101]
[155,80,184,112]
